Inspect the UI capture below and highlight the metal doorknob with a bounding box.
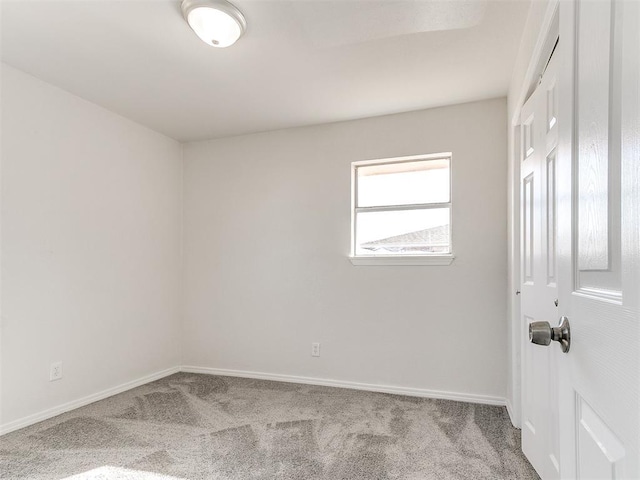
[529,316,571,353]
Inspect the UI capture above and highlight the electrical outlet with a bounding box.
[311,342,321,357]
[50,361,63,381]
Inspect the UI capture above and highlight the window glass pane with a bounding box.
[355,208,450,255]
[357,159,449,207]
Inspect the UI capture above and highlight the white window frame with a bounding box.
[349,152,455,266]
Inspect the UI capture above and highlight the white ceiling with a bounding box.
[1,0,530,142]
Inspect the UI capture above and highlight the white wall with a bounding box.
[506,0,554,426]
[0,64,183,428]
[0,65,511,430]
[182,98,508,401]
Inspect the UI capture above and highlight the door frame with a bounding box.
[507,0,559,427]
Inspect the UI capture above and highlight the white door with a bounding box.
[520,48,561,480]
[555,0,640,478]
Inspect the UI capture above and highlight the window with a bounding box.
[350,153,454,266]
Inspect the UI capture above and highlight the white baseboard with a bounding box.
[1,365,507,436]
[181,366,507,407]
[0,366,180,436]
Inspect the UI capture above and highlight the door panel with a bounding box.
[575,0,623,296]
[521,50,561,480]
[556,0,639,478]
[577,396,626,479]
[576,0,612,273]
[546,151,557,286]
[523,173,535,283]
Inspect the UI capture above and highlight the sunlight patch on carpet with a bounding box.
[63,466,185,480]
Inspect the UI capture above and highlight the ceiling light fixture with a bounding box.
[181,0,247,48]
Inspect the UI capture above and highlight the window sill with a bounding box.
[348,255,455,266]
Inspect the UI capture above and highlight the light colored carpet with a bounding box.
[0,373,539,479]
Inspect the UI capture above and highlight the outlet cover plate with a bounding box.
[50,361,63,381]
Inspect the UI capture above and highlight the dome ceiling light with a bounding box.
[181,0,247,48]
